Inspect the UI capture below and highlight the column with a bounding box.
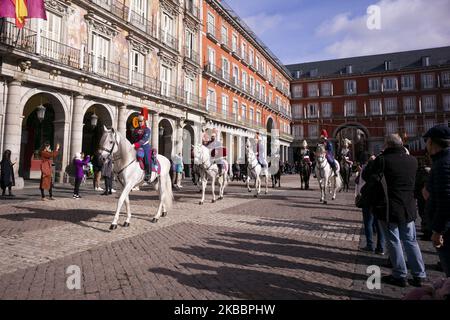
[151,112,159,152]
[175,119,184,156]
[70,95,85,157]
[3,81,24,188]
[53,119,70,183]
[117,105,127,137]
[226,132,233,169]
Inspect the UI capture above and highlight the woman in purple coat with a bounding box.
[73,152,90,199]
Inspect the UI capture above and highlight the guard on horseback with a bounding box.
[300,140,312,166]
[320,129,338,176]
[255,132,268,169]
[132,113,157,181]
[339,138,354,167]
[206,130,226,176]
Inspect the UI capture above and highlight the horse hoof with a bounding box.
[324,201,328,205]
[109,224,117,231]
[254,194,258,198]
[332,197,336,201]
[212,200,216,203]
[123,222,130,228]
[162,212,167,217]
[265,192,268,195]
[218,197,223,201]
[199,201,204,205]
[151,218,158,223]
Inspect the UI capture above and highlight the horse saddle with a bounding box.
[138,157,161,175]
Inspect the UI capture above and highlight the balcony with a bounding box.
[184,1,201,21]
[206,23,219,44]
[159,29,178,52]
[0,21,205,113]
[184,46,200,66]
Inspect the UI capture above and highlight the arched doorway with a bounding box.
[266,117,274,156]
[182,124,195,177]
[335,124,369,163]
[82,105,113,156]
[20,93,66,180]
[158,119,173,159]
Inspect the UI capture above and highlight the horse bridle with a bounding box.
[100,131,137,176]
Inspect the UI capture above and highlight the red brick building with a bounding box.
[286,46,450,162]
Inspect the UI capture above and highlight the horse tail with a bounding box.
[161,172,174,210]
[335,173,343,191]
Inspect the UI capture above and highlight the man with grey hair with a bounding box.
[363,133,426,287]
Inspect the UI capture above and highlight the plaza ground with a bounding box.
[0,175,443,300]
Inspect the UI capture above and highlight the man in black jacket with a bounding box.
[363,134,426,287]
[423,125,450,277]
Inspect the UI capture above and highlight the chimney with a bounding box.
[422,56,430,67]
[384,60,392,71]
[346,65,353,74]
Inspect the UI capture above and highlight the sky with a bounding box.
[225,0,450,65]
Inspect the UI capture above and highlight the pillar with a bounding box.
[226,132,233,169]
[53,119,70,183]
[117,105,127,137]
[70,95,85,157]
[151,112,159,152]
[3,81,24,188]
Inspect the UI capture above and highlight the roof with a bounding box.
[286,46,450,80]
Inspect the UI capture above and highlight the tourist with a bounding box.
[101,154,113,196]
[0,150,15,197]
[39,142,60,201]
[73,152,90,199]
[92,149,104,191]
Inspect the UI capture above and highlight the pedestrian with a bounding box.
[39,142,60,201]
[0,150,15,197]
[101,154,113,196]
[173,153,184,189]
[414,157,432,240]
[356,152,385,255]
[73,152,90,199]
[422,125,450,277]
[92,149,104,191]
[363,134,426,287]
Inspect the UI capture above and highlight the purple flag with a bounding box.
[0,0,16,18]
[26,0,47,19]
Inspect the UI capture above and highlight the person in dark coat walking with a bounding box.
[0,150,15,197]
[73,152,90,199]
[101,154,113,196]
[422,125,450,277]
[363,134,426,288]
[40,142,60,201]
[92,149,104,191]
[415,157,432,240]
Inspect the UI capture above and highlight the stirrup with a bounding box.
[144,173,151,182]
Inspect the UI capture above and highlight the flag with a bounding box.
[27,0,47,19]
[14,0,28,28]
[0,0,16,18]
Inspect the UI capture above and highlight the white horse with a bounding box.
[315,144,342,204]
[99,127,173,229]
[245,140,270,197]
[193,144,228,205]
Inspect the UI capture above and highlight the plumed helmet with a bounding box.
[138,115,145,122]
[321,129,328,138]
[302,140,308,148]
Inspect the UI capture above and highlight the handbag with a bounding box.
[356,157,388,213]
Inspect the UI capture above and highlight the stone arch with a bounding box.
[158,118,174,159]
[333,122,370,163]
[82,104,114,156]
[20,91,68,180]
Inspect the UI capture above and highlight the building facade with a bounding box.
[0,0,293,188]
[201,0,293,167]
[287,47,450,162]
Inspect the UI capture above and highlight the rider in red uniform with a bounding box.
[132,115,153,181]
[320,129,338,176]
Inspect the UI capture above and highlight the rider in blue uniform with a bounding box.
[320,129,338,176]
[132,115,153,181]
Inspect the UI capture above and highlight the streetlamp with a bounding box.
[36,96,46,147]
[90,109,98,127]
[159,126,164,136]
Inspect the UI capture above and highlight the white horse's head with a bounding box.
[193,144,209,166]
[99,126,119,159]
[315,144,326,163]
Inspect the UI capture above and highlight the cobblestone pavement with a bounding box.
[0,176,443,300]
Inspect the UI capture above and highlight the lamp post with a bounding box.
[90,109,98,127]
[159,126,164,137]
[36,96,46,147]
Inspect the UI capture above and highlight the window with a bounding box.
[307,83,319,97]
[221,25,228,45]
[422,95,436,112]
[292,104,303,119]
[401,75,415,91]
[40,12,62,59]
[344,101,356,117]
[222,57,230,80]
[249,48,254,66]
[250,77,255,95]
[293,125,304,139]
[268,91,273,104]
[307,103,319,118]
[256,111,261,124]
[206,89,216,111]
[185,29,194,59]
[184,77,194,104]
[442,72,450,88]
[384,98,398,115]
[208,47,215,71]
[256,82,261,99]
[321,82,332,96]
[249,108,254,123]
[232,33,238,52]
[443,95,450,111]
[207,13,215,35]
[130,51,144,86]
[160,64,172,96]
[241,42,247,60]
[421,74,435,89]
[232,100,239,120]
[261,86,266,102]
[370,99,382,115]
[162,13,174,45]
[241,104,247,120]
[242,71,247,90]
[267,67,272,82]
[383,77,398,91]
[90,32,110,74]
[404,120,417,137]
[386,121,398,135]
[369,78,381,93]
[345,80,357,95]
[130,0,146,25]
[308,124,318,138]
[232,65,239,85]
[256,56,260,71]
[292,85,303,98]
[322,102,332,118]
[424,118,436,131]
[221,94,229,116]
[403,96,416,114]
